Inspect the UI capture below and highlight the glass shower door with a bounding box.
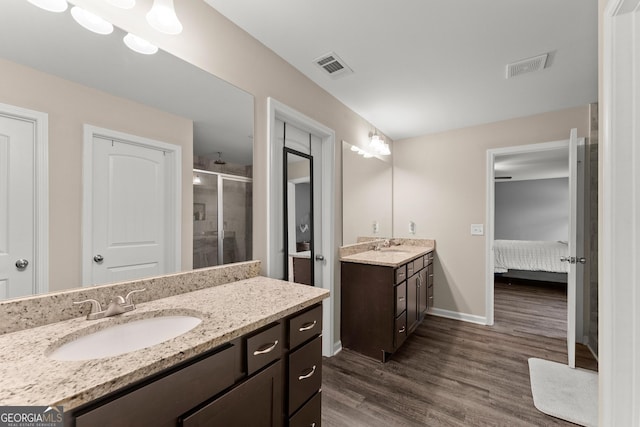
[221,177,252,264]
[193,170,252,268]
[193,172,219,269]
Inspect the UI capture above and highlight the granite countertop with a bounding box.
[0,276,329,410]
[340,244,434,267]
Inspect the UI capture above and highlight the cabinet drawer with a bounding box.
[413,256,424,271]
[181,360,283,427]
[290,304,322,350]
[247,322,283,375]
[288,335,322,415]
[395,282,406,317]
[406,261,415,277]
[394,312,407,349]
[76,345,236,427]
[395,265,407,284]
[289,391,321,427]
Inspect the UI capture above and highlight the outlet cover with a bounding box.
[409,221,416,234]
[373,221,379,234]
[471,224,484,236]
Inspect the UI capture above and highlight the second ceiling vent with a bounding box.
[313,51,353,79]
[506,53,549,79]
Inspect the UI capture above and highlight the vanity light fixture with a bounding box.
[123,33,159,55]
[369,130,391,156]
[71,7,114,35]
[146,0,183,35]
[26,0,68,13]
[105,0,136,9]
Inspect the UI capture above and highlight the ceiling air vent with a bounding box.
[506,53,549,79]
[313,51,353,79]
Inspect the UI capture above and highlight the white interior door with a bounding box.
[566,128,579,368]
[88,135,167,285]
[0,114,35,298]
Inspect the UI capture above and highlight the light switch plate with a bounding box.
[409,221,416,234]
[471,224,484,236]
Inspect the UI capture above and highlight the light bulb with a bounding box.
[123,33,158,55]
[146,0,183,35]
[71,7,114,35]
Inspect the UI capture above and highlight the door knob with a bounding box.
[577,257,587,264]
[15,259,29,270]
[315,254,325,261]
[93,254,104,263]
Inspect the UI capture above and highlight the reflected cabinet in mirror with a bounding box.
[342,141,393,244]
[0,0,253,298]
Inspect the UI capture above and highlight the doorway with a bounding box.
[0,102,48,299]
[82,125,181,286]
[268,98,336,357]
[486,136,586,367]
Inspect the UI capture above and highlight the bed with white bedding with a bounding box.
[494,240,569,282]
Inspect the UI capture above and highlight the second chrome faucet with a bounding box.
[74,288,146,320]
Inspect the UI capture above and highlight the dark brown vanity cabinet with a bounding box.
[67,304,323,427]
[341,252,433,362]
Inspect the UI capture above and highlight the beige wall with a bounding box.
[0,58,193,292]
[393,105,590,318]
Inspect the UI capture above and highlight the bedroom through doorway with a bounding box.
[485,136,596,370]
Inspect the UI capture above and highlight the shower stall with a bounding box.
[193,169,252,268]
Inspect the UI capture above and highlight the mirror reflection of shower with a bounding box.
[193,163,252,269]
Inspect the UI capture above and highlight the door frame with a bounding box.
[0,102,49,295]
[267,98,337,357]
[81,125,181,286]
[601,0,640,424]
[485,139,584,328]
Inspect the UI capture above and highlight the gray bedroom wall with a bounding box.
[495,178,569,241]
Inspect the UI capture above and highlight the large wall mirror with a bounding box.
[342,141,393,244]
[0,1,253,298]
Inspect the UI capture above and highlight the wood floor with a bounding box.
[321,280,597,426]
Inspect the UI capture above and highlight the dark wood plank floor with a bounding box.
[322,280,597,426]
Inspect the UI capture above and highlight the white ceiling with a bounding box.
[204,0,598,141]
[495,148,569,181]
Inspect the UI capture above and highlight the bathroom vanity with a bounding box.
[0,264,328,427]
[340,242,434,362]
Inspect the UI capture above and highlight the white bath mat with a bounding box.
[528,358,598,427]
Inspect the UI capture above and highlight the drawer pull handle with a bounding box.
[398,297,405,301]
[298,365,317,380]
[253,340,279,356]
[299,320,317,332]
[399,326,406,333]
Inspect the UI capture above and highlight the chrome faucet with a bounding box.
[373,239,391,251]
[74,288,146,320]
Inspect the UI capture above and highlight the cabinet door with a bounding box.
[75,345,236,427]
[407,273,418,332]
[418,269,427,315]
[181,360,283,427]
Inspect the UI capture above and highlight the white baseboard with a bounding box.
[428,308,487,325]
[587,342,599,362]
[332,340,343,356]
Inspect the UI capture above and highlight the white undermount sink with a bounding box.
[48,315,202,361]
